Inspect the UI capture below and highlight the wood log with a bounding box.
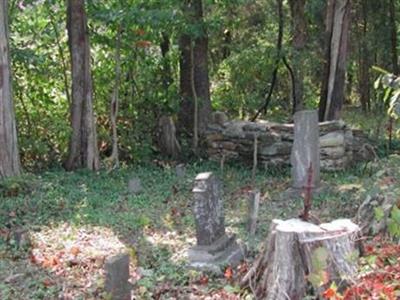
[241,218,360,300]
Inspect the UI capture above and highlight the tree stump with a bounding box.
[241,218,360,300]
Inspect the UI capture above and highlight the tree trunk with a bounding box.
[0,0,21,178]
[178,0,212,136]
[157,116,181,159]
[288,0,307,113]
[319,0,351,121]
[241,218,360,300]
[389,0,399,75]
[65,0,99,171]
[160,32,173,89]
[109,27,121,169]
[358,0,371,113]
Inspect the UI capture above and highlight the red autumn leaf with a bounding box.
[29,253,37,264]
[42,256,59,268]
[70,246,80,256]
[224,266,233,280]
[364,244,374,254]
[323,288,336,299]
[198,275,209,285]
[136,40,151,48]
[42,278,54,288]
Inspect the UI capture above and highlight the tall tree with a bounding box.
[288,0,307,113]
[65,0,99,171]
[356,0,371,113]
[178,0,212,139]
[319,0,351,121]
[0,0,21,178]
[389,0,399,75]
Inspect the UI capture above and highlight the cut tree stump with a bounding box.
[241,218,360,300]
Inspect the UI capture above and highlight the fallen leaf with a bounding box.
[224,266,233,280]
[322,287,336,299]
[42,278,55,288]
[29,253,37,264]
[42,256,59,268]
[70,246,80,256]
[198,275,209,285]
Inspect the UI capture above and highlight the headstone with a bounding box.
[175,163,186,178]
[104,253,131,300]
[247,190,260,236]
[12,229,31,249]
[188,172,244,273]
[290,110,320,191]
[128,178,142,194]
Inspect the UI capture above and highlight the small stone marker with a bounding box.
[247,190,260,236]
[175,163,186,178]
[188,172,244,273]
[128,178,142,194]
[104,253,131,300]
[290,110,320,193]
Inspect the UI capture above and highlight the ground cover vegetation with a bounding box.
[1,0,400,299]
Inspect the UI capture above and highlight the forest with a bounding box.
[1,0,400,299]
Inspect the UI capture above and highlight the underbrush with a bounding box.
[0,157,399,299]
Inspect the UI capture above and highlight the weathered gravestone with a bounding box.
[128,178,142,195]
[247,189,260,236]
[188,172,244,273]
[289,110,321,195]
[175,163,186,178]
[104,253,131,300]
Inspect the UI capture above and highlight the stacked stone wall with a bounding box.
[205,113,370,171]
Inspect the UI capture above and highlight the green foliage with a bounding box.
[0,174,36,198]
[388,206,400,239]
[375,71,400,119]
[308,247,329,288]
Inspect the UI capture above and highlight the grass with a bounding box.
[1,155,399,299]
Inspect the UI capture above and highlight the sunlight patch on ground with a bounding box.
[144,228,194,263]
[28,223,134,299]
[337,183,363,193]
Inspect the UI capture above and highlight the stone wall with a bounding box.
[204,113,370,171]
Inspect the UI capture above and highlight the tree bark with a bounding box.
[157,116,181,158]
[389,0,399,75]
[109,27,121,169]
[242,219,360,300]
[65,0,99,171]
[160,32,173,90]
[0,0,21,178]
[288,0,307,113]
[319,0,351,121]
[178,0,212,136]
[357,0,371,113]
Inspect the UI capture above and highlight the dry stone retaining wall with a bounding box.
[205,113,370,171]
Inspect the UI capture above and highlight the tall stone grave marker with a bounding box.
[104,253,131,300]
[189,172,243,273]
[290,110,320,193]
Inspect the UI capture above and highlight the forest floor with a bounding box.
[0,154,400,299]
